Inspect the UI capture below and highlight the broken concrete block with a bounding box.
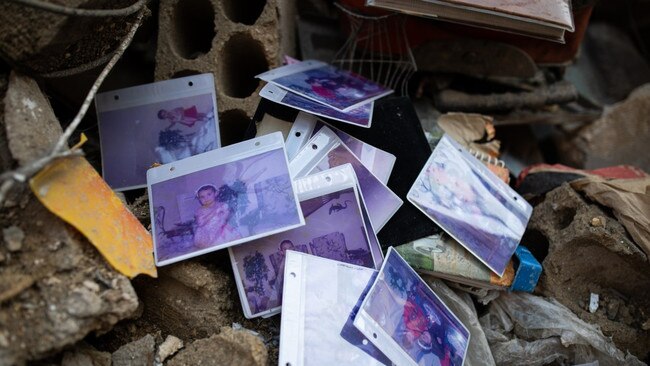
[525,183,650,359]
[156,335,183,363]
[2,225,24,252]
[0,196,139,365]
[155,0,294,144]
[111,334,155,366]
[167,327,267,366]
[132,261,240,340]
[556,83,650,172]
[3,72,63,165]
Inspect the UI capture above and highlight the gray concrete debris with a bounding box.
[0,196,139,365]
[167,327,267,366]
[156,335,184,364]
[2,72,63,165]
[61,343,111,366]
[525,183,650,358]
[2,225,24,252]
[111,334,155,366]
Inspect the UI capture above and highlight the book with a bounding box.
[366,0,574,43]
[395,233,515,289]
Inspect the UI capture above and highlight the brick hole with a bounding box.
[172,0,216,60]
[171,69,203,78]
[556,206,577,230]
[219,109,250,146]
[223,0,266,25]
[220,33,268,98]
[520,228,550,262]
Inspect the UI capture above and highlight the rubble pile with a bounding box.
[0,0,649,365]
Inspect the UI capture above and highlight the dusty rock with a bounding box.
[2,225,24,251]
[0,195,139,365]
[111,334,155,366]
[2,72,63,165]
[167,327,267,366]
[556,83,650,172]
[156,335,183,363]
[133,261,240,340]
[61,343,111,366]
[524,183,650,359]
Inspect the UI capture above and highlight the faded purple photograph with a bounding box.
[265,62,393,112]
[150,148,301,265]
[230,187,379,317]
[312,122,396,184]
[310,144,402,232]
[407,135,532,276]
[280,88,372,127]
[361,249,470,366]
[99,93,219,190]
[340,272,392,365]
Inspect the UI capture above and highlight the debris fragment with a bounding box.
[2,225,24,252]
[156,335,184,364]
[589,293,599,313]
[30,156,157,278]
[111,334,155,366]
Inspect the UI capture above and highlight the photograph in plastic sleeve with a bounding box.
[229,168,382,318]
[339,271,392,366]
[147,132,303,266]
[260,83,373,128]
[291,127,402,232]
[354,248,470,366]
[257,60,393,112]
[96,73,220,190]
[279,251,386,366]
[287,114,395,184]
[407,134,533,276]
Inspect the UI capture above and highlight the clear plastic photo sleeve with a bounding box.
[260,83,374,128]
[353,248,471,366]
[287,112,396,184]
[96,73,221,191]
[279,251,386,366]
[229,164,383,318]
[289,126,402,233]
[256,60,393,112]
[407,134,533,276]
[146,131,304,267]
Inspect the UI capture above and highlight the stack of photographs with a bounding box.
[229,164,383,318]
[146,132,304,266]
[407,134,533,276]
[290,126,403,233]
[257,60,393,128]
[96,73,220,191]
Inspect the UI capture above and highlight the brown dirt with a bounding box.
[525,183,650,360]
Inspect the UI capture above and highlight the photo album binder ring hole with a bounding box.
[169,166,175,171]
[255,141,261,146]
[325,176,331,182]
[114,95,119,100]
[188,81,193,86]
[290,272,296,278]
[295,131,301,137]
[311,144,318,150]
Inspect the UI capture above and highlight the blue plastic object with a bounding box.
[510,245,542,293]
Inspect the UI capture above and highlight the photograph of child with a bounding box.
[264,62,392,111]
[230,187,378,317]
[408,135,531,276]
[99,93,219,190]
[360,249,469,366]
[310,143,402,232]
[150,148,301,265]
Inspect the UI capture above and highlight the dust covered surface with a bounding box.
[525,183,650,359]
[0,188,139,364]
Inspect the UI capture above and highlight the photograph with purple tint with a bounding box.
[407,135,532,276]
[230,187,379,318]
[358,249,469,366]
[309,143,402,232]
[311,121,395,184]
[260,83,372,127]
[98,93,219,190]
[150,148,302,266]
[259,60,392,111]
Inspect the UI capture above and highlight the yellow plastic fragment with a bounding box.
[30,155,157,278]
